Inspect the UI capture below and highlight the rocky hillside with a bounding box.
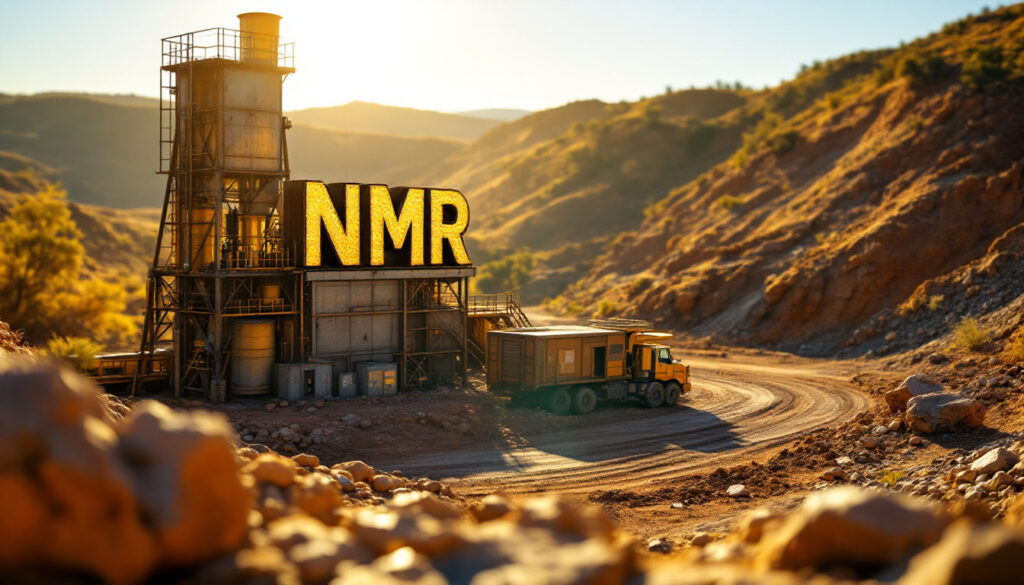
[552,5,1024,355]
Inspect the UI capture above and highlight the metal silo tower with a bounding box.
[136,13,300,401]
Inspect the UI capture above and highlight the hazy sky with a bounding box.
[0,0,999,112]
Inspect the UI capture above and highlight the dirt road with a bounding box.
[384,355,870,497]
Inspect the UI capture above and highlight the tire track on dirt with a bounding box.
[386,356,869,496]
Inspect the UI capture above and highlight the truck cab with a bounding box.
[631,342,690,406]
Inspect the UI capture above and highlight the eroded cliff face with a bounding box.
[558,70,1024,353]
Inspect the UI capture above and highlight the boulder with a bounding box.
[755,487,949,571]
[906,394,986,433]
[899,520,1024,585]
[969,447,1018,475]
[0,358,157,585]
[886,374,943,412]
[118,401,251,567]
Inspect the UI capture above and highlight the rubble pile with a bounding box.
[0,321,27,353]
[2,355,1024,584]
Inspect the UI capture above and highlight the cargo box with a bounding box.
[486,326,627,393]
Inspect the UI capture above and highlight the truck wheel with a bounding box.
[644,382,665,408]
[548,388,572,415]
[572,386,597,415]
[664,382,682,407]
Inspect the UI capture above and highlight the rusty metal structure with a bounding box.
[135,13,481,401]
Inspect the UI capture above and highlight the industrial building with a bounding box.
[133,13,501,402]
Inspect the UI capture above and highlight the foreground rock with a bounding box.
[900,520,1024,585]
[5,355,1024,584]
[905,393,986,433]
[0,358,257,582]
[755,487,949,571]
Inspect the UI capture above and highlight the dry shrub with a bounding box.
[952,317,990,352]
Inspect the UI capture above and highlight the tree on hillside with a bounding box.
[0,185,83,326]
[0,185,135,348]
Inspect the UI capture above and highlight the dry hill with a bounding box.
[0,95,481,209]
[550,5,1024,356]
[287,100,502,141]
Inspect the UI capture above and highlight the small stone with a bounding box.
[888,419,902,432]
[359,419,373,430]
[726,484,749,498]
[339,461,375,483]
[970,447,1019,475]
[313,400,326,408]
[648,538,672,553]
[244,453,296,487]
[690,532,711,547]
[909,435,924,446]
[371,474,394,493]
[670,502,685,510]
[821,466,846,482]
[291,453,319,468]
[305,407,317,413]
[873,425,890,435]
[862,435,879,449]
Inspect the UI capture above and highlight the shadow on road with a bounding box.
[396,400,744,480]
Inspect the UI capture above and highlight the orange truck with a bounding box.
[485,319,690,414]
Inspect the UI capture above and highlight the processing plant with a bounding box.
[132,13,521,402]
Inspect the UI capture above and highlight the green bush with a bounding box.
[896,50,950,85]
[46,336,101,370]
[768,130,801,155]
[717,195,744,212]
[594,300,617,318]
[962,47,1010,89]
[952,316,990,351]
[474,249,537,293]
[629,276,654,295]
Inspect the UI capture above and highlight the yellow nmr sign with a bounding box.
[283,180,471,268]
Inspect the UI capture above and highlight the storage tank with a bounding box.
[231,319,275,394]
[238,12,281,64]
[189,207,216,268]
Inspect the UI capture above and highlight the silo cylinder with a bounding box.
[231,319,275,395]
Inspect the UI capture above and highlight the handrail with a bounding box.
[588,318,653,330]
[162,27,295,69]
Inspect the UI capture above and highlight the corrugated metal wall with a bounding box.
[311,280,400,370]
